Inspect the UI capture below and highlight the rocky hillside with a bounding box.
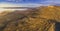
[0,6,60,31]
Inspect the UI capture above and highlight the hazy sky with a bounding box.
[0,0,60,13]
[0,0,60,6]
[0,0,45,7]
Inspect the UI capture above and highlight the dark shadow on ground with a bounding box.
[55,22,60,31]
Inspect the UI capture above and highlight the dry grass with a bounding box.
[0,6,60,31]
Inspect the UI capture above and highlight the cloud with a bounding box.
[0,2,42,7]
[0,2,42,13]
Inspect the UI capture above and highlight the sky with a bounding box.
[0,0,60,13]
[0,0,45,7]
[0,0,60,6]
[0,0,59,4]
[0,0,45,4]
[0,0,60,7]
[0,0,45,13]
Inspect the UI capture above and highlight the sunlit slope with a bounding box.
[0,6,60,31]
[38,6,60,22]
